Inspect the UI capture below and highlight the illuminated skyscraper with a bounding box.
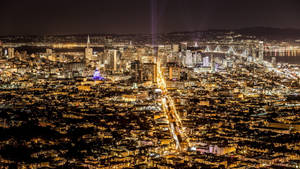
[203,56,210,67]
[180,42,187,52]
[272,57,276,67]
[251,46,257,59]
[131,60,143,82]
[46,48,53,55]
[196,52,202,64]
[172,44,179,53]
[8,48,14,58]
[211,55,215,72]
[194,42,199,47]
[247,55,253,62]
[185,50,193,67]
[167,63,180,80]
[85,35,93,60]
[108,49,118,72]
[259,41,264,61]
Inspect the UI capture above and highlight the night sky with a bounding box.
[1,0,300,35]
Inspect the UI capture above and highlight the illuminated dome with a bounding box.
[93,68,104,81]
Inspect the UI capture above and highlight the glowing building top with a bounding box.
[93,68,104,81]
[87,35,90,48]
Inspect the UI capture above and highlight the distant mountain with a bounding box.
[235,27,300,40]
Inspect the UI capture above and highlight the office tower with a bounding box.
[108,49,118,72]
[131,60,143,82]
[203,56,210,67]
[196,52,202,64]
[8,48,14,58]
[194,42,199,47]
[184,50,193,67]
[272,57,276,66]
[251,46,257,59]
[85,35,93,61]
[172,44,179,53]
[167,63,180,80]
[211,55,215,72]
[46,48,55,61]
[153,63,157,83]
[192,52,197,65]
[227,60,233,68]
[180,42,187,52]
[46,49,53,55]
[153,46,158,83]
[247,55,253,62]
[142,63,156,82]
[259,41,264,61]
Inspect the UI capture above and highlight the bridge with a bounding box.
[201,44,261,59]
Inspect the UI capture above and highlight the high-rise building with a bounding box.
[259,41,264,61]
[46,48,53,55]
[142,63,156,82]
[108,49,118,72]
[195,52,202,64]
[167,63,181,80]
[46,49,56,61]
[85,36,93,61]
[172,44,179,53]
[8,48,14,58]
[211,55,215,72]
[272,57,276,66]
[180,42,187,52]
[131,60,143,82]
[251,47,257,59]
[184,50,193,67]
[194,41,199,48]
[247,55,253,62]
[203,56,210,67]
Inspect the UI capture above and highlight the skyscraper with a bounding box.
[211,55,215,72]
[272,57,276,67]
[259,41,264,61]
[108,49,118,72]
[203,56,210,67]
[172,44,179,53]
[180,42,187,52]
[8,48,14,59]
[85,35,93,61]
[131,60,143,82]
[184,50,193,67]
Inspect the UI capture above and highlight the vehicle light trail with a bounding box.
[156,59,190,152]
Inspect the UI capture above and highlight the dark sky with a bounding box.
[1,0,300,35]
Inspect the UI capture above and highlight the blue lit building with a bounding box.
[93,68,104,81]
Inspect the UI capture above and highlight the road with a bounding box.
[156,59,190,152]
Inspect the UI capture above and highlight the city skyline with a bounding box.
[1,1,300,168]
